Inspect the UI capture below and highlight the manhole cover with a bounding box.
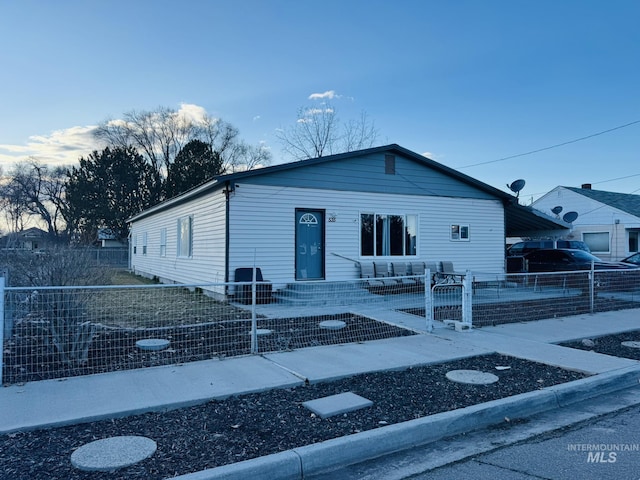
[446,369,499,385]
[71,436,157,471]
[136,339,170,351]
[319,320,346,330]
[621,341,640,349]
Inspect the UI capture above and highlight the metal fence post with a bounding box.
[425,269,433,333]
[250,267,258,354]
[462,270,473,327]
[0,277,4,385]
[590,261,595,314]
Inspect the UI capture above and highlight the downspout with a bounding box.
[223,181,234,289]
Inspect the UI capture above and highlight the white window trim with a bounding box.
[359,211,418,258]
[177,216,193,258]
[450,224,470,242]
[142,232,148,255]
[582,231,610,254]
[160,228,167,257]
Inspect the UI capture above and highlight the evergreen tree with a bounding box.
[65,146,155,244]
[164,139,224,198]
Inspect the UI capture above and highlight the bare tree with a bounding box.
[0,160,69,237]
[94,107,271,195]
[277,103,379,161]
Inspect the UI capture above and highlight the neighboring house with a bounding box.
[128,144,566,294]
[0,227,50,250]
[97,228,127,248]
[532,185,640,261]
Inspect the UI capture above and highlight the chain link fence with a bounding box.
[2,268,639,385]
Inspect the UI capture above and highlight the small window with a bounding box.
[142,233,147,255]
[583,232,609,253]
[177,216,193,258]
[133,234,137,254]
[451,224,470,241]
[160,228,167,257]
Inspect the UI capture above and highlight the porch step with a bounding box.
[273,281,374,306]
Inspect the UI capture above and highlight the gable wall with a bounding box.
[243,152,497,200]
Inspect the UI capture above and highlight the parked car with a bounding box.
[621,252,640,266]
[524,249,636,273]
[523,248,639,294]
[507,240,590,256]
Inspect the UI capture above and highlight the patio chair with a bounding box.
[374,262,399,286]
[358,262,384,289]
[391,262,417,285]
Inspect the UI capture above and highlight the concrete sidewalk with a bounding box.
[1,309,639,477]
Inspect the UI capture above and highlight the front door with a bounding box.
[295,209,325,280]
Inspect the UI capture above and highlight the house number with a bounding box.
[328,214,337,222]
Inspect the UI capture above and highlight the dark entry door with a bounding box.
[295,209,325,280]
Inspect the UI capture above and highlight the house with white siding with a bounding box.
[532,185,640,262]
[128,144,566,294]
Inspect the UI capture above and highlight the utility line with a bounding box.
[458,119,640,169]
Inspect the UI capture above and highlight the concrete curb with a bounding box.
[167,365,640,480]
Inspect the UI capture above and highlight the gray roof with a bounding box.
[564,187,640,218]
[127,144,568,234]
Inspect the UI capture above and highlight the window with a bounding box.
[133,234,137,255]
[450,224,470,241]
[583,232,610,253]
[629,231,639,253]
[360,213,417,257]
[177,216,193,257]
[160,228,167,257]
[142,233,147,255]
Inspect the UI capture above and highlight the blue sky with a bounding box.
[1,0,639,203]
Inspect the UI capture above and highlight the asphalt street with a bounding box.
[309,383,640,480]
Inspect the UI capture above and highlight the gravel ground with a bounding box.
[561,329,640,360]
[0,353,588,480]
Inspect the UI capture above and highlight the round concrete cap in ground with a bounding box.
[621,341,640,349]
[319,320,347,330]
[136,339,170,351]
[446,369,499,385]
[71,436,157,472]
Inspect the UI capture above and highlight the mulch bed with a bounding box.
[560,329,640,360]
[0,353,588,480]
[3,314,414,385]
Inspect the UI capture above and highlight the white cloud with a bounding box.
[0,104,224,169]
[308,90,340,100]
[177,103,209,124]
[0,125,102,168]
[253,115,261,121]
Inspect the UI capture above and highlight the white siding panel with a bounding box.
[131,183,506,289]
[229,184,505,287]
[130,191,227,286]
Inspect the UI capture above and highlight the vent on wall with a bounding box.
[385,154,396,175]
[581,183,592,189]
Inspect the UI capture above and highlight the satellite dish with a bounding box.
[551,206,563,215]
[562,211,578,223]
[507,179,526,198]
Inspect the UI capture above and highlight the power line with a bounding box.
[458,119,640,169]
